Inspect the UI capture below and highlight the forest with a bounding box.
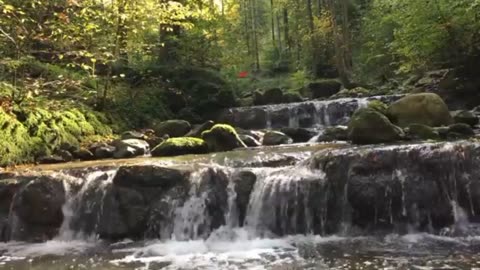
[1,0,480,166]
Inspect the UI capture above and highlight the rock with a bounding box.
[201,124,247,152]
[307,80,342,99]
[153,120,191,138]
[367,100,388,115]
[11,176,66,241]
[185,120,215,138]
[280,127,317,143]
[238,134,261,147]
[151,137,209,157]
[113,139,150,159]
[113,165,188,189]
[387,93,453,127]
[94,145,115,159]
[331,87,370,99]
[72,148,95,161]
[88,142,109,154]
[447,123,475,138]
[263,131,293,146]
[55,150,73,162]
[253,88,285,105]
[348,108,404,144]
[145,136,164,149]
[232,171,257,225]
[37,155,67,164]
[283,92,303,103]
[316,126,349,142]
[452,110,479,127]
[263,88,284,104]
[405,124,440,140]
[218,108,267,130]
[121,131,145,140]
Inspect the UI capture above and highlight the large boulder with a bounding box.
[451,110,479,127]
[11,176,66,241]
[201,124,247,152]
[153,120,191,138]
[151,137,209,157]
[113,139,150,159]
[387,93,453,127]
[307,80,342,99]
[348,108,404,144]
[262,131,293,146]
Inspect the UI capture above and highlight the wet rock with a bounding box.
[121,131,145,140]
[55,149,74,162]
[447,123,475,138]
[151,137,209,157]
[307,80,342,99]
[153,120,191,138]
[202,124,247,152]
[185,120,215,138]
[37,154,68,164]
[452,110,479,127]
[308,141,480,232]
[239,134,261,147]
[348,108,404,144]
[94,145,116,159]
[72,148,95,161]
[113,165,188,189]
[262,131,293,146]
[11,176,66,241]
[232,170,257,226]
[316,126,349,142]
[367,100,388,115]
[387,93,453,127]
[405,124,440,140]
[280,127,317,143]
[113,139,150,159]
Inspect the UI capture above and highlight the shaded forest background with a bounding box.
[0,0,480,165]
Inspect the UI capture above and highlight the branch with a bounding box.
[0,26,17,47]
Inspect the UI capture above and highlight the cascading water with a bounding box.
[221,95,403,131]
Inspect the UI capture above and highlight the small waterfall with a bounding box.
[222,95,403,131]
[57,170,117,240]
[245,166,328,236]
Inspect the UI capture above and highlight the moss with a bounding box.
[348,108,404,144]
[201,124,247,152]
[151,137,209,157]
[407,124,440,140]
[368,100,388,115]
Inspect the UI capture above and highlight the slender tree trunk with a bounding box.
[283,8,290,51]
[251,0,260,70]
[306,0,317,76]
[276,12,282,51]
[270,0,276,47]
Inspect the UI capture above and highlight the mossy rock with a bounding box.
[406,124,440,140]
[283,92,303,103]
[316,126,349,142]
[367,100,388,115]
[151,137,209,157]
[387,93,453,127]
[153,120,191,138]
[201,124,247,152]
[348,108,404,144]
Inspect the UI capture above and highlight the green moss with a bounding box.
[201,124,247,152]
[151,137,209,157]
[368,100,388,115]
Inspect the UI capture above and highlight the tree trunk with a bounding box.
[251,0,260,70]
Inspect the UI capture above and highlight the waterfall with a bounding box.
[57,170,117,240]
